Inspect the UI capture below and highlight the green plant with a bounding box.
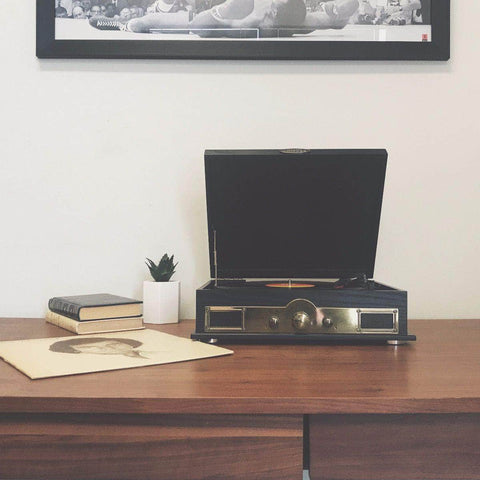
[146,254,178,282]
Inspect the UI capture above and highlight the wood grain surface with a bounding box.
[309,413,480,480]
[0,414,302,480]
[0,318,479,414]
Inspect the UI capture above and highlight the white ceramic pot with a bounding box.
[143,280,180,324]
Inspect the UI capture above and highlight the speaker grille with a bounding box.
[360,313,394,330]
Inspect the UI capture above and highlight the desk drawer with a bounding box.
[309,413,480,480]
[0,413,302,480]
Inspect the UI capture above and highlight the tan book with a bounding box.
[46,310,144,335]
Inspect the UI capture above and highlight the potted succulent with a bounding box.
[143,254,180,324]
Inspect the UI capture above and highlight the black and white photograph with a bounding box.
[37,0,450,59]
[0,329,233,379]
[54,0,432,42]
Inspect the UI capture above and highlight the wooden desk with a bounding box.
[0,319,479,480]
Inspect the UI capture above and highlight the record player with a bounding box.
[192,149,415,345]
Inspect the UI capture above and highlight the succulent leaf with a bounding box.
[145,254,178,282]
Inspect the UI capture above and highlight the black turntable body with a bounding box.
[192,149,415,345]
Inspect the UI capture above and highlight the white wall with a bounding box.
[0,1,478,320]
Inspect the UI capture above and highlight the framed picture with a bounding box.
[37,0,450,60]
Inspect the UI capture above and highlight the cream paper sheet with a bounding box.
[0,329,233,379]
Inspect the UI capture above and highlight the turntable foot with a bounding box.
[387,340,408,346]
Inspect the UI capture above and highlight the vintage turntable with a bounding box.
[192,149,415,345]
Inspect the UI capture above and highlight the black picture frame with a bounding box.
[37,0,450,61]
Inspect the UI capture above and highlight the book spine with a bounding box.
[48,298,81,320]
[46,311,80,334]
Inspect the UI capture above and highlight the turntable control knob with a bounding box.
[292,312,310,330]
[269,316,280,329]
[322,317,334,328]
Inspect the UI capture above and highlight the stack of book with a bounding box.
[46,293,144,334]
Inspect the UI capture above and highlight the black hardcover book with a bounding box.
[48,293,142,321]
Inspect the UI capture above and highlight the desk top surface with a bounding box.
[0,318,479,415]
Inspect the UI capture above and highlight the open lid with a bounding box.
[205,149,387,280]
